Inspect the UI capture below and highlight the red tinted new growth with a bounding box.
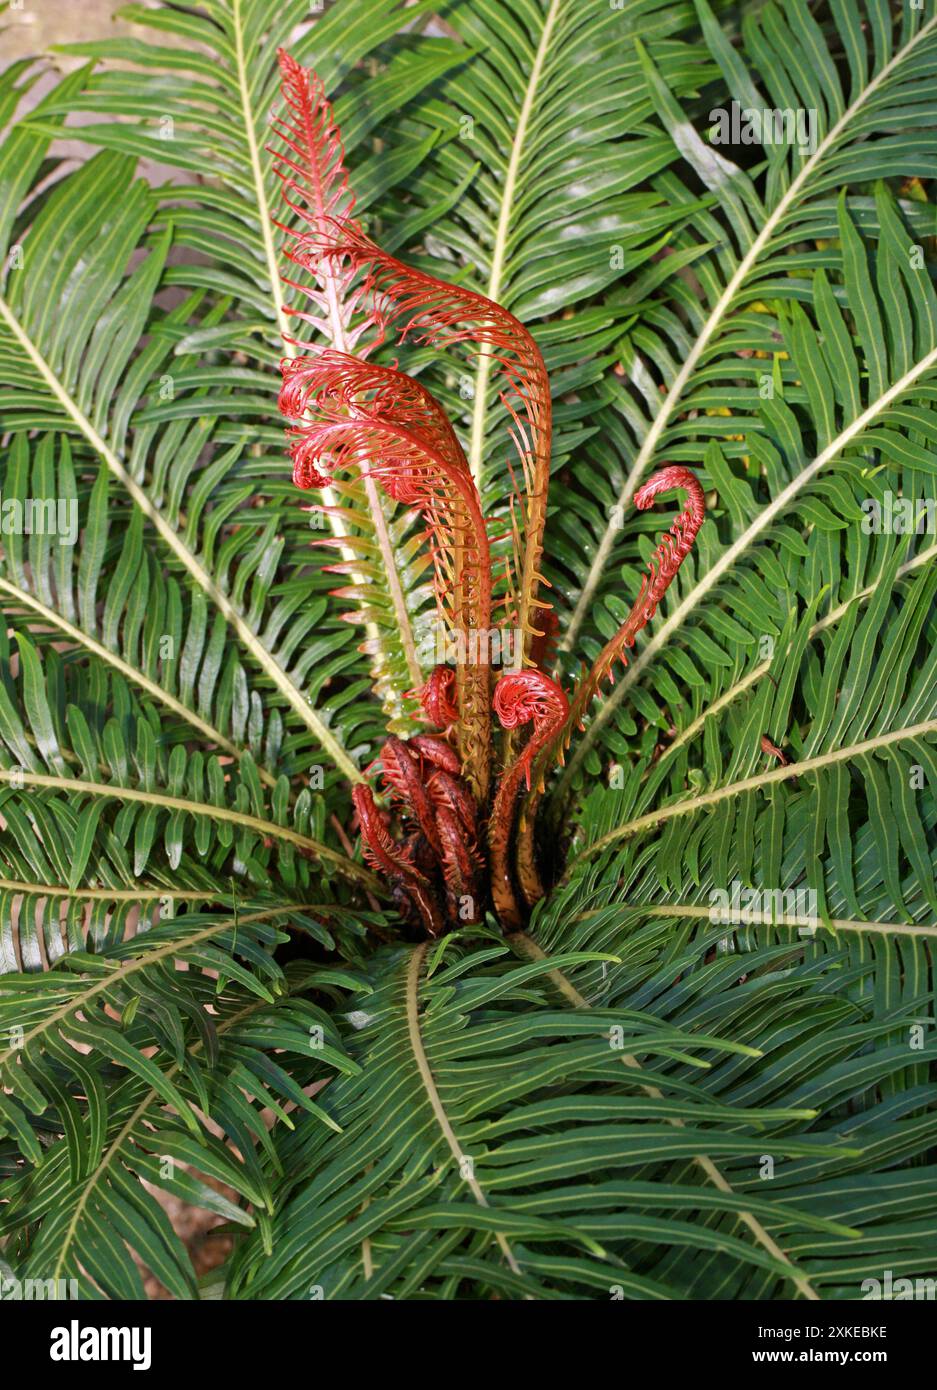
[289,219,552,652]
[489,671,570,928]
[514,467,705,911]
[567,466,704,731]
[271,50,379,356]
[352,784,445,937]
[279,351,492,799]
[407,734,461,776]
[275,58,705,937]
[352,784,424,883]
[418,666,459,729]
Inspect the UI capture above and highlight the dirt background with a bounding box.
[4,0,145,64]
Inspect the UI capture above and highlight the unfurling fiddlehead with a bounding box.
[489,672,570,929]
[515,467,706,902]
[288,219,553,659]
[279,351,493,800]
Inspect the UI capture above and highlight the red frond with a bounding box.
[527,466,705,790]
[415,666,459,729]
[426,768,478,841]
[435,805,483,923]
[583,465,705,701]
[278,350,490,624]
[488,669,569,930]
[288,218,552,641]
[492,671,571,791]
[270,51,380,354]
[351,785,426,884]
[408,734,461,776]
[278,349,494,798]
[379,736,444,861]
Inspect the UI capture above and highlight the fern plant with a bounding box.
[0,0,936,1303]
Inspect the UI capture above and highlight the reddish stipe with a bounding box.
[489,671,570,929]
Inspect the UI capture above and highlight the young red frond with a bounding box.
[279,349,493,798]
[351,784,426,884]
[288,218,551,651]
[408,734,461,776]
[415,665,459,729]
[531,466,705,778]
[270,50,380,355]
[492,671,570,790]
[489,670,570,928]
[380,736,444,861]
[572,465,705,714]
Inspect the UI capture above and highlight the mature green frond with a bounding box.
[221,922,932,1299]
[0,619,381,973]
[22,0,467,723]
[0,914,363,1297]
[527,871,937,1298]
[553,1,937,750]
[557,176,937,788]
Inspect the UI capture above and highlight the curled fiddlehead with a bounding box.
[417,665,459,730]
[489,671,570,929]
[515,467,706,900]
[566,466,706,721]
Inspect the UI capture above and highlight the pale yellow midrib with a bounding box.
[559,12,937,658]
[0,292,360,782]
[405,944,527,1284]
[0,877,218,900]
[49,982,280,1285]
[576,904,937,939]
[663,541,937,758]
[0,903,306,1076]
[0,765,377,886]
[558,341,937,791]
[0,577,278,787]
[508,932,819,1300]
[467,0,563,493]
[569,715,937,868]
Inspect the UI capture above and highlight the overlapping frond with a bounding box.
[0,0,934,1305]
[552,0,937,735]
[0,917,363,1297]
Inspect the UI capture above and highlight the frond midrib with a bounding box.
[0,290,362,783]
[559,342,937,788]
[0,766,377,887]
[559,11,937,659]
[569,715,937,869]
